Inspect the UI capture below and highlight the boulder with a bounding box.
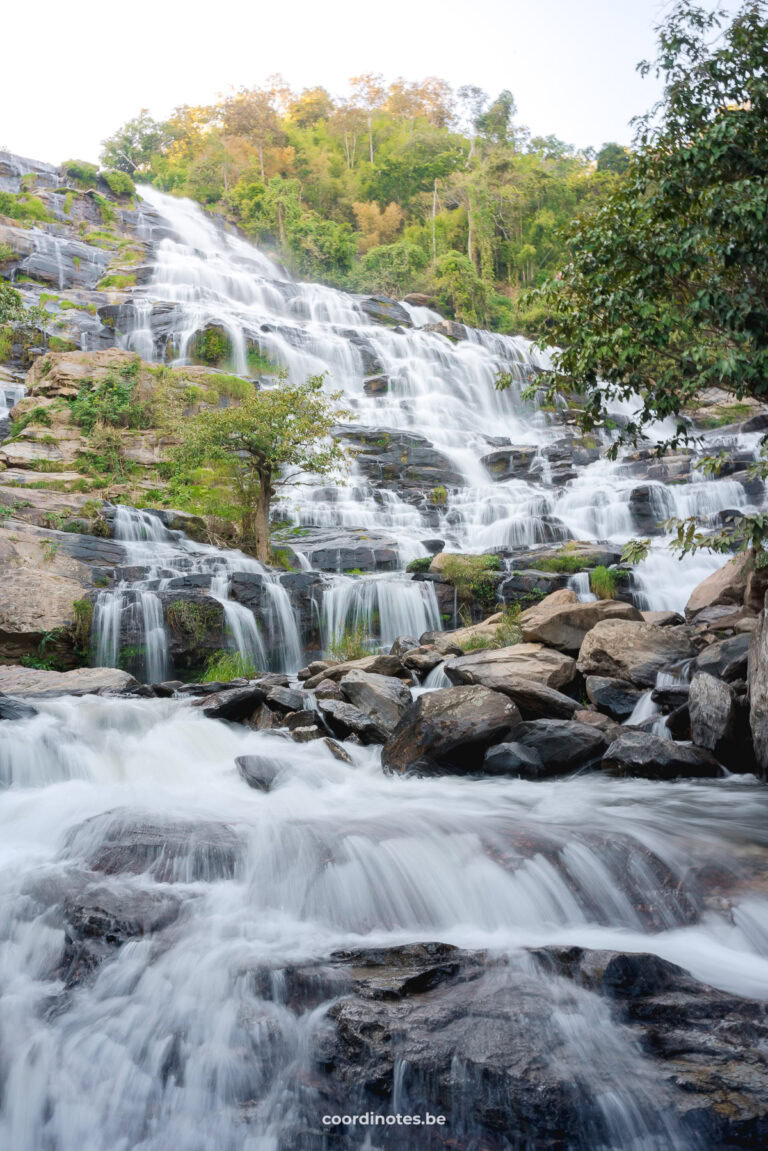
[313,678,345,700]
[381,685,521,775]
[482,742,545,778]
[401,646,445,675]
[640,610,685,627]
[749,596,768,778]
[316,699,388,744]
[389,635,420,657]
[602,731,721,780]
[338,670,412,735]
[264,685,309,714]
[0,692,38,720]
[585,676,643,720]
[0,665,137,696]
[445,662,579,719]
[303,654,406,690]
[235,755,282,792]
[695,632,750,680]
[520,598,643,654]
[323,737,354,763]
[192,685,267,722]
[577,621,697,687]
[444,644,577,692]
[688,673,736,760]
[510,719,608,774]
[745,564,768,614]
[684,556,749,621]
[289,725,323,742]
[572,709,624,741]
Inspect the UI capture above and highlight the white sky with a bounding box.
[0,0,734,165]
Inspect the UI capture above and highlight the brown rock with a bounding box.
[519,598,643,654]
[684,556,749,621]
[577,621,697,687]
[443,643,576,691]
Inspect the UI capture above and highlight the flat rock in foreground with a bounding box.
[443,643,576,691]
[0,665,138,696]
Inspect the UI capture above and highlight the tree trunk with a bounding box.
[252,484,271,564]
[258,144,265,182]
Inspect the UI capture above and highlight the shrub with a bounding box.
[439,553,501,605]
[202,650,258,682]
[327,620,372,661]
[429,485,447,505]
[406,555,432,574]
[72,598,93,653]
[70,360,149,432]
[590,565,617,600]
[62,159,99,185]
[0,191,52,222]
[167,599,221,645]
[102,169,135,197]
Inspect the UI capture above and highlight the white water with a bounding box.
[114,185,763,620]
[0,695,767,1148]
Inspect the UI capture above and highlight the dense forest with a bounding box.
[97,80,626,333]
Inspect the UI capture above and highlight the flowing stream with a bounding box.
[0,697,767,1148]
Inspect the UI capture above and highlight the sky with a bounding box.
[0,0,734,166]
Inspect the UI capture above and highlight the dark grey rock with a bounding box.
[602,730,722,780]
[586,676,643,720]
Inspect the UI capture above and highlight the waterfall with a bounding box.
[321,574,441,653]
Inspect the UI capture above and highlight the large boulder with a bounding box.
[585,676,643,720]
[577,621,697,687]
[193,685,267,722]
[445,662,578,719]
[443,644,576,692]
[684,556,749,621]
[695,632,750,680]
[749,595,768,778]
[317,699,388,744]
[0,665,137,695]
[602,731,722,780]
[303,654,407,690]
[519,597,643,654]
[688,673,737,761]
[338,670,412,735]
[509,719,608,775]
[381,685,520,775]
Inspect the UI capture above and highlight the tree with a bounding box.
[523,1,768,451]
[476,90,518,146]
[596,142,630,173]
[172,376,353,562]
[360,241,427,296]
[100,110,172,172]
[222,87,285,181]
[349,74,386,162]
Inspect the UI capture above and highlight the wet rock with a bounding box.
[363,375,388,395]
[520,598,643,654]
[0,666,138,696]
[572,709,624,740]
[666,702,691,740]
[264,686,308,714]
[641,610,686,627]
[651,684,690,712]
[685,556,749,621]
[443,643,577,691]
[317,699,388,744]
[389,635,420,657]
[749,595,768,778]
[357,294,412,326]
[66,810,241,882]
[627,484,675,534]
[480,445,542,483]
[585,676,643,720]
[283,709,319,731]
[695,632,750,680]
[381,684,521,775]
[290,725,323,742]
[0,692,37,720]
[577,621,697,687]
[288,526,401,573]
[602,731,722,780]
[688,673,737,760]
[303,654,406,690]
[482,741,545,778]
[312,678,345,700]
[510,719,608,774]
[193,684,267,722]
[401,646,445,676]
[235,754,282,791]
[323,737,354,763]
[339,670,412,735]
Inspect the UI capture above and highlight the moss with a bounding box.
[697,403,755,429]
[47,336,77,352]
[203,373,253,401]
[246,348,280,376]
[535,552,598,573]
[97,273,136,290]
[271,547,294,570]
[0,326,12,362]
[166,599,220,645]
[102,170,135,197]
[429,485,448,505]
[189,325,233,367]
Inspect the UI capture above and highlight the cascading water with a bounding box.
[0,695,767,1148]
[113,185,761,625]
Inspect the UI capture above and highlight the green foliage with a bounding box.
[534,552,596,573]
[0,242,15,262]
[98,272,136,290]
[0,283,46,328]
[434,252,489,326]
[589,565,617,600]
[406,555,432,574]
[46,336,77,352]
[530,1,768,455]
[70,360,149,433]
[8,406,52,437]
[0,191,52,222]
[429,485,447,505]
[327,620,371,661]
[621,538,652,565]
[72,598,93,654]
[189,326,232,367]
[462,604,522,650]
[270,547,294,570]
[202,650,259,682]
[102,169,135,197]
[172,374,354,561]
[439,553,501,605]
[596,143,630,174]
[166,600,220,644]
[62,159,99,185]
[359,241,427,297]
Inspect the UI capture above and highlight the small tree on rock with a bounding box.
[172,375,353,562]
